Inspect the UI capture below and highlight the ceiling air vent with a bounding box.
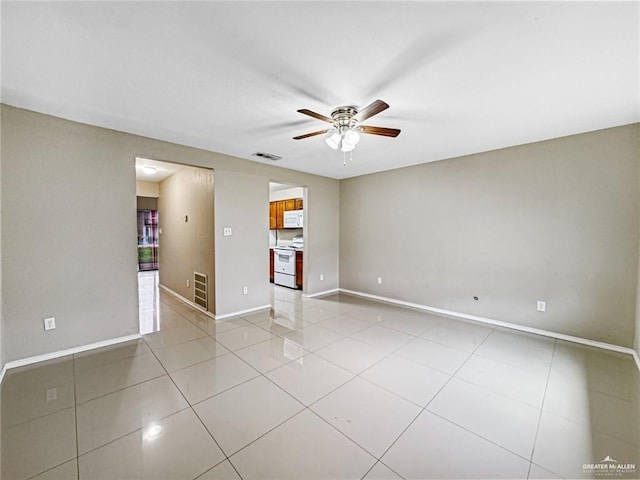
[253,152,282,161]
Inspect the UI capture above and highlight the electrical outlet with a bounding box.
[320,274,324,281]
[223,227,233,236]
[44,317,56,331]
[243,286,248,295]
[377,277,382,285]
[537,300,546,312]
[46,388,57,402]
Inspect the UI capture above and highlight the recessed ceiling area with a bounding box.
[2,2,638,179]
[135,157,185,183]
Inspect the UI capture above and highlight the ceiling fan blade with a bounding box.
[360,125,401,137]
[355,100,389,122]
[293,129,329,140]
[297,109,333,123]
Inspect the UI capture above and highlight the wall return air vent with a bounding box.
[252,152,282,161]
[193,272,208,310]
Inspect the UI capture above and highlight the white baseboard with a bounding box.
[158,284,215,319]
[339,288,640,368]
[0,334,141,384]
[158,283,270,320]
[215,304,271,320]
[303,288,340,299]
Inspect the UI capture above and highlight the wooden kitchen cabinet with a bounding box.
[269,198,303,230]
[269,248,274,282]
[296,251,303,289]
[269,202,277,230]
[275,200,285,229]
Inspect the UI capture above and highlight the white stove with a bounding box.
[274,248,297,288]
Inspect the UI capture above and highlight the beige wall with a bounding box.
[636,133,640,359]
[0,105,340,363]
[158,166,215,314]
[215,170,270,316]
[340,124,640,348]
[270,186,304,202]
[1,106,140,362]
[136,180,159,198]
[0,104,3,371]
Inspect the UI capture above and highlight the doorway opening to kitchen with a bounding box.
[269,182,307,294]
[136,157,215,334]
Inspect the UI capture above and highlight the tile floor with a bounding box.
[1,271,639,479]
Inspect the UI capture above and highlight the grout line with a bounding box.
[526,342,565,480]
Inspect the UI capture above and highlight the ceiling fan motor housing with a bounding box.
[331,106,359,131]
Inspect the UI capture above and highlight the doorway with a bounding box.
[135,157,215,333]
[269,182,307,292]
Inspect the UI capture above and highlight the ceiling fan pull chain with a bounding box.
[343,150,347,167]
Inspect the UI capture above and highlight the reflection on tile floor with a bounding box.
[1,270,639,479]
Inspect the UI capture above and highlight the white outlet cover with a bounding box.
[377,277,382,284]
[44,317,56,331]
[223,227,233,236]
[537,301,546,312]
[46,388,58,402]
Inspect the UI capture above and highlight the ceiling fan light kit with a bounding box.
[294,99,401,161]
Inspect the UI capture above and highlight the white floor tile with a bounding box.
[351,325,415,352]
[1,358,75,429]
[196,461,242,480]
[4,276,638,480]
[1,408,77,480]
[543,376,640,446]
[212,325,274,351]
[30,460,78,480]
[396,337,472,374]
[170,353,259,404]
[420,319,493,352]
[455,354,549,407]
[143,324,207,350]
[194,376,304,455]
[362,462,403,479]
[229,409,376,479]
[361,354,451,407]
[153,336,229,372]
[474,329,555,374]
[311,377,421,457]
[382,411,530,479]
[428,378,540,458]
[282,324,345,352]
[315,337,389,374]
[76,375,188,454]
[235,336,307,373]
[527,463,562,479]
[74,352,165,404]
[317,315,371,336]
[532,411,640,479]
[78,409,224,480]
[266,353,353,405]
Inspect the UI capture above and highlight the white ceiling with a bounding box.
[2,2,638,180]
[135,157,185,183]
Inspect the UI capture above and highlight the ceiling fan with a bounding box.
[293,99,400,153]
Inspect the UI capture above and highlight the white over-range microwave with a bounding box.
[284,210,304,228]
